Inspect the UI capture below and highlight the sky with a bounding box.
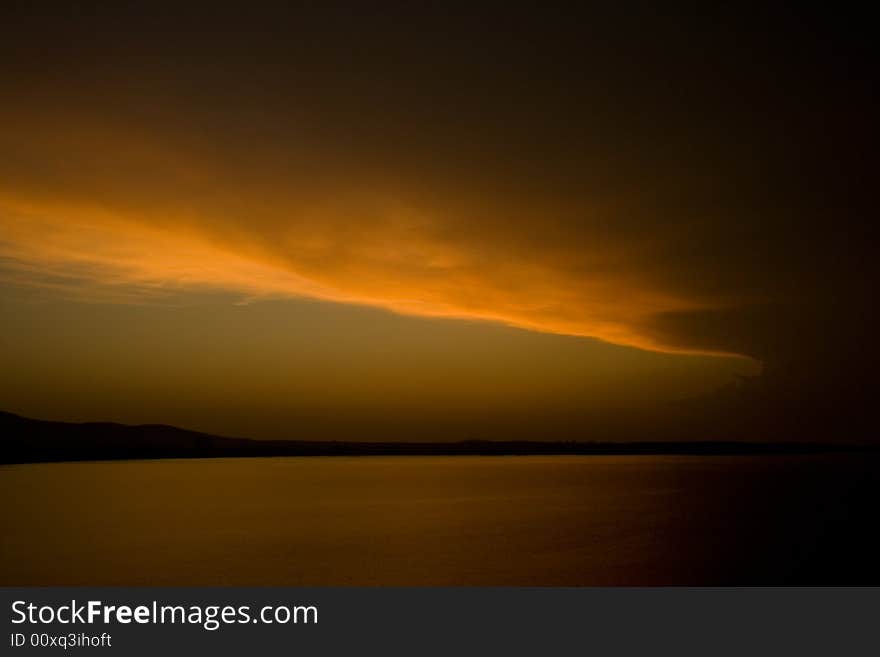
[0,4,876,441]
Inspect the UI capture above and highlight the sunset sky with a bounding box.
[0,5,875,441]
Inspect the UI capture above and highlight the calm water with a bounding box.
[2,455,878,585]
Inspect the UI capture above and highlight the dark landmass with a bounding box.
[2,411,877,465]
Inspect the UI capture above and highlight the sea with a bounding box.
[2,454,878,585]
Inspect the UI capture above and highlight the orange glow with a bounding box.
[0,112,745,358]
[0,191,723,356]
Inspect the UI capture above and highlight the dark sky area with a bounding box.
[0,4,876,441]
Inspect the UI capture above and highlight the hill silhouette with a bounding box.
[2,410,876,465]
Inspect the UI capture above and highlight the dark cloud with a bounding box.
[0,3,876,439]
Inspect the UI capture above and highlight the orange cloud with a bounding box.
[0,113,736,357]
[0,194,719,355]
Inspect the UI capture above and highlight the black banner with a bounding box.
[2,587,877,655]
